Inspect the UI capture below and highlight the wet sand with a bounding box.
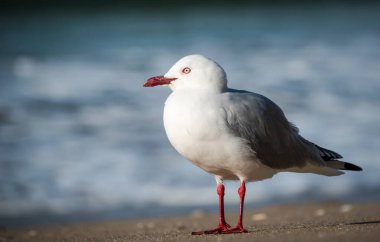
[2,202,379,242]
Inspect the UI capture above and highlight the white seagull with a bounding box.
[143,54,362,235]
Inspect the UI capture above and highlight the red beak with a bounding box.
[143,76,177,87]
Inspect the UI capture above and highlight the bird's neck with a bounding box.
[171,84,228,94]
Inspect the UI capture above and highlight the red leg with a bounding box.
[191,184,231,235]
[230,181,248,233]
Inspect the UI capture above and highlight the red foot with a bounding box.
[192,224,249,235]
[191,224,231,235]
[229,225,248,233]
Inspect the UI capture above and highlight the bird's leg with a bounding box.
[216,183,230,229]
[229,181,248,233]
[191,183,230,235]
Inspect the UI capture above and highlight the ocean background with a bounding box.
[1,1,379,226]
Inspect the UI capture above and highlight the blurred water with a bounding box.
[1,5,380,226]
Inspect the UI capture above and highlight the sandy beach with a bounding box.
[2,202,379,242]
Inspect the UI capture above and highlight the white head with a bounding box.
[144,55,228,92]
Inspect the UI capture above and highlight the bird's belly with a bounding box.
[168,132,276,181]
[164,101,276,181]
[163,91,278,181]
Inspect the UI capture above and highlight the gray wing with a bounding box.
[222,89,323,169]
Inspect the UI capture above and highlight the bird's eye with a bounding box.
[182,67,191,74]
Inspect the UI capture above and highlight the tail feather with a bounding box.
[312,143,362,171]
[342,161,362,171]
[325,160,363,171]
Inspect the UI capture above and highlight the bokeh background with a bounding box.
[1,0,379,227]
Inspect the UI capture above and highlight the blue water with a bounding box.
[1,5,380,226]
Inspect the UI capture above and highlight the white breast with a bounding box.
[163,90,277,181]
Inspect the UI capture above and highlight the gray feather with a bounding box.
[222,89,323,169]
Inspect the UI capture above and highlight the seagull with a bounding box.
[143,54,362,235]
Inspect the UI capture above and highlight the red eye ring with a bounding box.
[182,67,191,74]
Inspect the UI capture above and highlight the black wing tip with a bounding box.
[314,143,343,161]
[343,162,363,171]
[313,144,362,171]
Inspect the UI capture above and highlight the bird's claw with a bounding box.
[191,223,231,235]
[191,224,248,235]
[229,225,248,233]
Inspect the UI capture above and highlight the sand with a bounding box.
[1,202,379,242]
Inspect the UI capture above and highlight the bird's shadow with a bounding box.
[348,220,380,225]
[247,220,380,233]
